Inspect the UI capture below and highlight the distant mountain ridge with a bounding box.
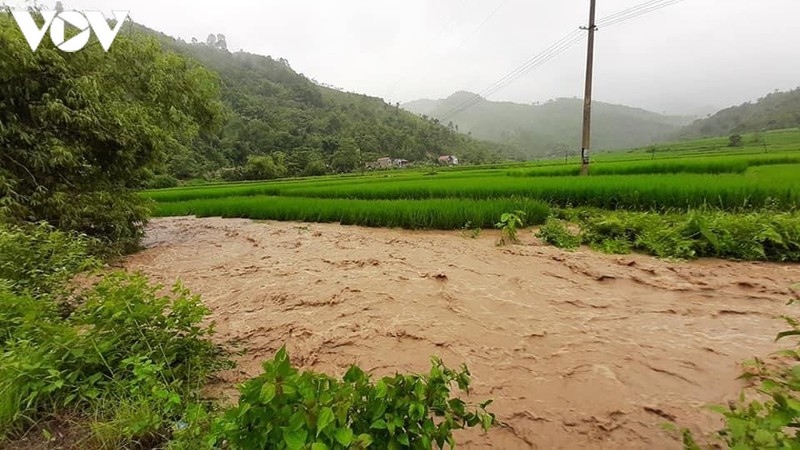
[677,88,800,139]
[403,92,692,158]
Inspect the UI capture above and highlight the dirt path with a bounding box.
[125,217,800,449]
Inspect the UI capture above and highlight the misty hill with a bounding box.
[677,88,800,139]
[130,27,517,180]
[403,92,691,158]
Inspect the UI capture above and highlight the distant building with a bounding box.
[392,159,409,168]
[368,157,410,170]
[375,157,393,169]
[438,155,459,166]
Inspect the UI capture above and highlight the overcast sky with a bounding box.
[7,0,800,115]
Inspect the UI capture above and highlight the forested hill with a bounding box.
[132,26,517,180]
[403,92,691,159]
[677,88,800,139]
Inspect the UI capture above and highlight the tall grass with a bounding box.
[509,154,800,177]
[549,208,800,262]
[274,170,799,211]
[146,164,799,212]
[153,196,551,230]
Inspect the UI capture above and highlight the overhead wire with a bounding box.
[383,0,473,100]
[436,0,688,121]
[598,0,686,28]
[438,29,585,121]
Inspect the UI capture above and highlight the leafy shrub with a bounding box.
[0,273,229,444]
[212,347,495,450]
[219,167,246,182]
[49,191,153,256]
[537,217,581,250]
[0,222,99,295]
[553,209,800,262]
[495,210,526,244]
[148,174,181,189]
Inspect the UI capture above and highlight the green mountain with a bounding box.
[677,88,800,139]
[132,27,517,180]
[403,92,691,158]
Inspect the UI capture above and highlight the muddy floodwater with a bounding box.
[124,217,800,449]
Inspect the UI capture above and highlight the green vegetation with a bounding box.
[537,217,582,251]
[0,223,229,446]
[510,153,800,177]
[146,165,799,212]
[211,349,494,450]
[679,87,800,139]
[495,211,526,244]
[155,196,551,230]
[146,129,800,261]
[549,209,800,261]
[0,11,225,254]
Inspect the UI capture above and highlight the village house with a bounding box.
[437,155,459,166]
[367,157,410,170]
[375,157,393,169]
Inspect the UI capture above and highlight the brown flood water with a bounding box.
[124,217,800,449]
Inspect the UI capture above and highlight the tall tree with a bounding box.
[0,11,225,252]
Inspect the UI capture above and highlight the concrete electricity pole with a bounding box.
[580,0,597,176]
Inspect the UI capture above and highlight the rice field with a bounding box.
[154,197,552,230]
[145,129,800,225]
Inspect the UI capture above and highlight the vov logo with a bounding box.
[11,10,129,52]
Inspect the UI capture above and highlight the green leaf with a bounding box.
[357,433,374,447]
[317,407,335,437]
[370,419,387,430]
[311,443,330,450]
[397,433,410,446]
[275,346,293,377]
[284,429,308,450]
[260,382,276,403]
[344,365,366,383]
[335,427,354,446]
[375,380,388,399]
[481,413,495,430]
[753,429,777,447]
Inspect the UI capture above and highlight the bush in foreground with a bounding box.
[207,349,495,450]
[0,222,99,295]
[0,273,229,445]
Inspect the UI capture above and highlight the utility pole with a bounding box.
[580,0,597,176]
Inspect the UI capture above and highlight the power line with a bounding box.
[457,0,510,47]
[438,29,585,121]
[598,0,686,28]
[596,0,668,25]
[383,0,473,100]
[434,0,688,121]
[392,0,511,104]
